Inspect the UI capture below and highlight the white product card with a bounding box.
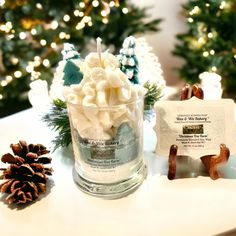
[154,97,236,159]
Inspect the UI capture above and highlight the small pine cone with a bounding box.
[0,140,53,205]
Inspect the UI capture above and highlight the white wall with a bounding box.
[132,0,187,85]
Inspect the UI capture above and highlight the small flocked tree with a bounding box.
[61,44,83,86]
[118,36,139,84]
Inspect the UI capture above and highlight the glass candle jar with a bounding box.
[67,97,147,199]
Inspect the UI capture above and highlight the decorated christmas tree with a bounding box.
[0,0,162,117]
[173,0,236,96]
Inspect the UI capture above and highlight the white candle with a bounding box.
[199,72,223,100]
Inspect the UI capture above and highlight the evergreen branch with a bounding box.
[42,99,71,151]
[143,81,163,109]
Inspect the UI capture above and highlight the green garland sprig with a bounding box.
[42,99,71,151]
[143,81,163,109]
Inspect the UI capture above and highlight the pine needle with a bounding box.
[143,81,163,109]
[42,99,71,151]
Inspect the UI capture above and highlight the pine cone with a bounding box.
[0,140,53,204]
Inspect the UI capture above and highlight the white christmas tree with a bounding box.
[136,37,165,87]
[136,37,166,108]
[118,36,139,84]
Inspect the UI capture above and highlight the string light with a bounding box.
[26,64,34,73]
[74,10,80,17]
[208,32,213,38]
[92,0,99,7]
[76,22,85,30]
[51,21,59,30]
[19,32,27,39]
[83,16,91,23]
[203,51,209,57]
[6,34,14,40]
[11,57,19,65]
[43,59,50,67]
[79,12,84,17]
[79,2,85,8]
[63,15,70,22]
[0,24,6,32]
[205,3,210,7]
[59,32,66,39]
[0,22,12,33]
[40,39,47,46]
[0,0,5,7]
[14,71,22,78]
[122,7,129,14]
[188,18,193,23]
[88,21,93,27]
[31,71,41,80]
[0,94,3,100]
[65,34,71,39]
[102,18,108,24]
[219,1,226,9]
[33,56,41,67]
[6,22,13,29]
[36,3,43,9]
[234,55,236,59]
[198,37,205,44]
[51,42,57,48]
[1,80,7,87]
[34,56,41,61]
[210,49,215,55]
[31,28,37,35]
[109,1,115,7]
[211,66,217,72]
[6,75,13,82]
[101,10,107,17]
[189,6,200,15]
[34,61,41,67]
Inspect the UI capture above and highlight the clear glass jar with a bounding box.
[67,97,147,199]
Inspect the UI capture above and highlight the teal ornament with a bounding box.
[63,61,83,86]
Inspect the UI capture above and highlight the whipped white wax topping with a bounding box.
[64,51,145,140]
[64,52,145,105]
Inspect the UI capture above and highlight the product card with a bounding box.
[154,97,236,159]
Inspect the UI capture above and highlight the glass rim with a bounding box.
[66,96,144,110]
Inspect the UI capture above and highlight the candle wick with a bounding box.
[96,37,103,68]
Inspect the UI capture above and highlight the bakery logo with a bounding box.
[183,124,204,134]
[80,137,120,147]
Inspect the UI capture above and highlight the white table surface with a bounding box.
[1,108,236,236]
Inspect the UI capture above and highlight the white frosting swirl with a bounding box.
[64,51,146,139]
